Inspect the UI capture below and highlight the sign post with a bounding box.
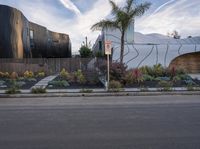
[105,41,112,91]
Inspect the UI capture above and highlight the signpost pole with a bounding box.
[105,40,112,91]
[107,54,110,91]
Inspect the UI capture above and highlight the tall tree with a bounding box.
[91,0,151,64]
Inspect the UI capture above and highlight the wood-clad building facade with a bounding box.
[0,5,71,59]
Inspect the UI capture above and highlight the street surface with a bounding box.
[0,95,200,149]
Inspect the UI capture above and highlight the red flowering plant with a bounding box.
[124,68,143,85]
[110,62,127,83]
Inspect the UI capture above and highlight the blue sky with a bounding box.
[0,0,200,53]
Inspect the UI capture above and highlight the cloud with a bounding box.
[55,0,125,52]
[136,0,200,38]
[58,0,81,15]
[152,0,176,15]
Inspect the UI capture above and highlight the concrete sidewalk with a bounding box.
[0,87,198,94]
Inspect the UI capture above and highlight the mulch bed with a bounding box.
[0,77,44,90]
[47,77,104,89]
[124,79,200,88]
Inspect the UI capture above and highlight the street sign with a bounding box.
[105,41,112,55]
[104,40,112,91]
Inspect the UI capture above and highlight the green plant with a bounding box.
[0,72,10,78]
[139,65,152,75]
[110,62,127,82]
[0,80,5,86]
[155,77,170,81]
[74,69,86,84]
[186,83,195,91]
[16,81,26,87]
[10,72,19,80]
[48,80,70,87]
[142,74,155,81]
[24,70,34,78]
[139,64,167,78]
[37,72,45,77]
[31,87,46,94]
[124,69,143,84]
[26,78,37,82]
[172,75,181,83]
[79,46,93,58]
[152,64,166,77]
[91,0,151,64]
[109,80,123,92]
[5,80,21,94]
[158,80,173,91]
[60,68,70,80]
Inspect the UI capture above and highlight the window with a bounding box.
[99,41,102,51]
[30,30,34,39]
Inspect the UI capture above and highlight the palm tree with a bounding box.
[91,0,151,64]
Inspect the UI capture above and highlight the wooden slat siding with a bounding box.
[169,52,200,73]
[0,58,101,75]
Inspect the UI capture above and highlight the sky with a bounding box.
[0,0,199,53]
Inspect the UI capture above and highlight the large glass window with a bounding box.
[30,30,34,39]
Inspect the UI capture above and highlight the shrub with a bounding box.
[142,74,155,81]
[5,80,21,94]
[158,80,173,91]
[10,72,19,80]
[37,72,45,78]
[124,69,143,84]
[60,68,70,80]
[0,72,10,78]
[186,83,195,91]
[172,75,181,83]
[26,78,37,82]
[48,80,70,87]
[179,74,192,81]
[169,66,177,78]
[132,69,143,83]
[109,80,123,92]
[31,87,46,94]
[0,80,5,86]
[152,64,166,77]
[139,64,166,78]
[24,70,34,78]
[16,81,26,87]
[74,69,86,84]
[79,46,93,58]
[110,62,127,82]
[155,77,170,81]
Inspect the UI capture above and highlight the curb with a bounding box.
[1,91,200,98]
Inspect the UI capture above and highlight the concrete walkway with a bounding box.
[189,74,200,80]
[32,75,58,89]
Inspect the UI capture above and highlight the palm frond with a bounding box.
[125,0,134,13]
[130,2,151,17]
[91,20,119,31]
[109,0,121,15]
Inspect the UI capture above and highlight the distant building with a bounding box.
[93,25,200,73]
[0,5,71,58]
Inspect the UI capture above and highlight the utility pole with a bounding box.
[85,36,88,47]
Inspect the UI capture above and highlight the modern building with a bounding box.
[93,26,200,73]
[0,5,71,59]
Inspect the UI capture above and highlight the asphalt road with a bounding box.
[0,95,200,149]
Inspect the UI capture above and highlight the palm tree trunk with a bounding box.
[120,31,125,64]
